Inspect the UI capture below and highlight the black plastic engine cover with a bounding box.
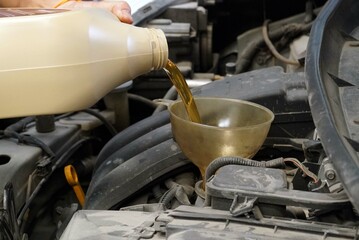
[306,0,359,210]
[194,66,314,138]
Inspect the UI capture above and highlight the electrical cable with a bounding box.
[1,118,55,157]
[262,20,301,66]
[4,183,20,240]
[28,109,117,137]
[128,93,159,108]
[81,109,117,137]
[159,187,177,208]
[205,156,318,183]
[205,156,285,183]
[283,157,319,183]
[9,131,55,157]
[55,112,75,121]
[204,156,320,207]
[17,137,96,226]
[0,214,13,240]
[26,171,36,201]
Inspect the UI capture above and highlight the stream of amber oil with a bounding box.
[164,60,201,123]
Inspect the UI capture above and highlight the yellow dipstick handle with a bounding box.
[64,165,85,207]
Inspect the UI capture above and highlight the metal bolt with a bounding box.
[225,62,236,76]
[325,169,336,180]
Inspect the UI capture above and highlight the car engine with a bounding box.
[1,0,359,239]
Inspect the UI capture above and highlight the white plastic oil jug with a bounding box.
[0,8,168,118]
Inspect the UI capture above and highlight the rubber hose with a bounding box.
[85,139,190,210]
[88,124,172,192]
[81,109,117,137]
[205,156,285,182]
[95,110,170,169]
[235,23,312,74]
[4,117,34,133]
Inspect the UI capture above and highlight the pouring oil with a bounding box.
[164,60,202,123]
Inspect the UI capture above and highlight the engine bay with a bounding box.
[1,0,359,239]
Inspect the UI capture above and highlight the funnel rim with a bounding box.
[169,97,275,130]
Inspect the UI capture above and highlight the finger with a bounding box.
[111,2,133,24]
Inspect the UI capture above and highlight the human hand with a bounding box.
[58,1,133,24]
[0,0,133,24]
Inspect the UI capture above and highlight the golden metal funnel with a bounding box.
[169,97,274,182]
